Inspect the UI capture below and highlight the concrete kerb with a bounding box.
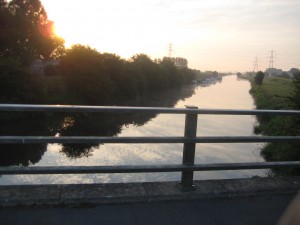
[0,177,300,208]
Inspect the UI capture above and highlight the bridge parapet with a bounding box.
[1,104,300,190]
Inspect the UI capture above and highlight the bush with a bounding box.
[254,71,265,85]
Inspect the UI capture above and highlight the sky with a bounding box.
[41,0,300,72]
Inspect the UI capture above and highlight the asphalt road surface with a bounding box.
[0,194,296,225]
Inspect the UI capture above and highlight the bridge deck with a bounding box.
[1,177,300,225]
[0,194,296,225]
[1,176,300,207]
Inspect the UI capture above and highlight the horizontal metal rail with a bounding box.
[1,136,300,144]
[1,104,300,115]
[1,162,300,175]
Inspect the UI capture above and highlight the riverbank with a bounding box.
[1,47,197,105]
[247,76,300,175]
[250,77,294,110]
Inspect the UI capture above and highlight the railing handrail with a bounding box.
[1,104,300,116]
[1,162,300,175]
[1,104,300,190]
[1,136,300,144]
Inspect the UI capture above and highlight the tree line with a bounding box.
[60,45,195,105]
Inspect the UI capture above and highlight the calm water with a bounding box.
[0,75,267,185]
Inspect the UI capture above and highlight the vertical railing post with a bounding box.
[181,105,198,190]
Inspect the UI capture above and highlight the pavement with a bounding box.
[0,194,297,225]
[0,177,300,225]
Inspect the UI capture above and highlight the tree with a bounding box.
[0,0,64,66]
[60,45,115,104]
[254,71,264,85]
[0,0,11,55]
[0,57,44,103]
[292,71,300,109]
[0,0,62,104]
[98,53,139,99]
[131,54,165,91]
[160,57,182,87]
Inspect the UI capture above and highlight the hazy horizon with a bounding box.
[42,0,300,72]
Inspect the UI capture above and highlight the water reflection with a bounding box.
[0,113,55,166]
[0,85,195,165]
[0,144,46,166]
[1,76,267,185]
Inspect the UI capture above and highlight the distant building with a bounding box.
[173,57,188,68]
[265,68,283,77]
[30,59,44,75]
[163,57,188,68]
[265,67,300,78]
[290,68,300,77]
[30,59,60,76]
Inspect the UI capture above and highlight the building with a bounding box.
[174,57,188,68]
[163,57,188,68]
[265,68,300,78]
[265,68,283,77]
[30,59,60,76]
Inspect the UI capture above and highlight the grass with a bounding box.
[259,77,293,98]
[250,77,295,110]
[249,76,300,176]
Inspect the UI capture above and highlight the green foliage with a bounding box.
[44,64,60,76]
[250,77,294,110]
[60,45,196,105]
[160,57,182,87]
[0,0,64,104]
[291,71,300,109]
[0,57,44,103]
[250,76,300,176]
[40,76,65,103]
[254,71,264,85]
[97,53,129,100]
[60,45,115,104]
[0,0,64,66]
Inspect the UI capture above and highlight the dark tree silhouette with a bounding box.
[254,71,265,85]
[0,0,64,65]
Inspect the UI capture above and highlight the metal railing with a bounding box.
[1,104,300,189]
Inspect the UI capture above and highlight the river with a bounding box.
[0,75,267,185]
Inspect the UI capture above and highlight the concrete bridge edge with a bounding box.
[0,176,300,207]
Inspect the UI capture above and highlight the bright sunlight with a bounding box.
[42,0,300,72]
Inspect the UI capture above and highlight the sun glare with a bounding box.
[41,0,300,71]
[42,0,179,59]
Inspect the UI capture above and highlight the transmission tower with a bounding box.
[253,57,259,72]
[168,43,174,58]
[269,50,275,69]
